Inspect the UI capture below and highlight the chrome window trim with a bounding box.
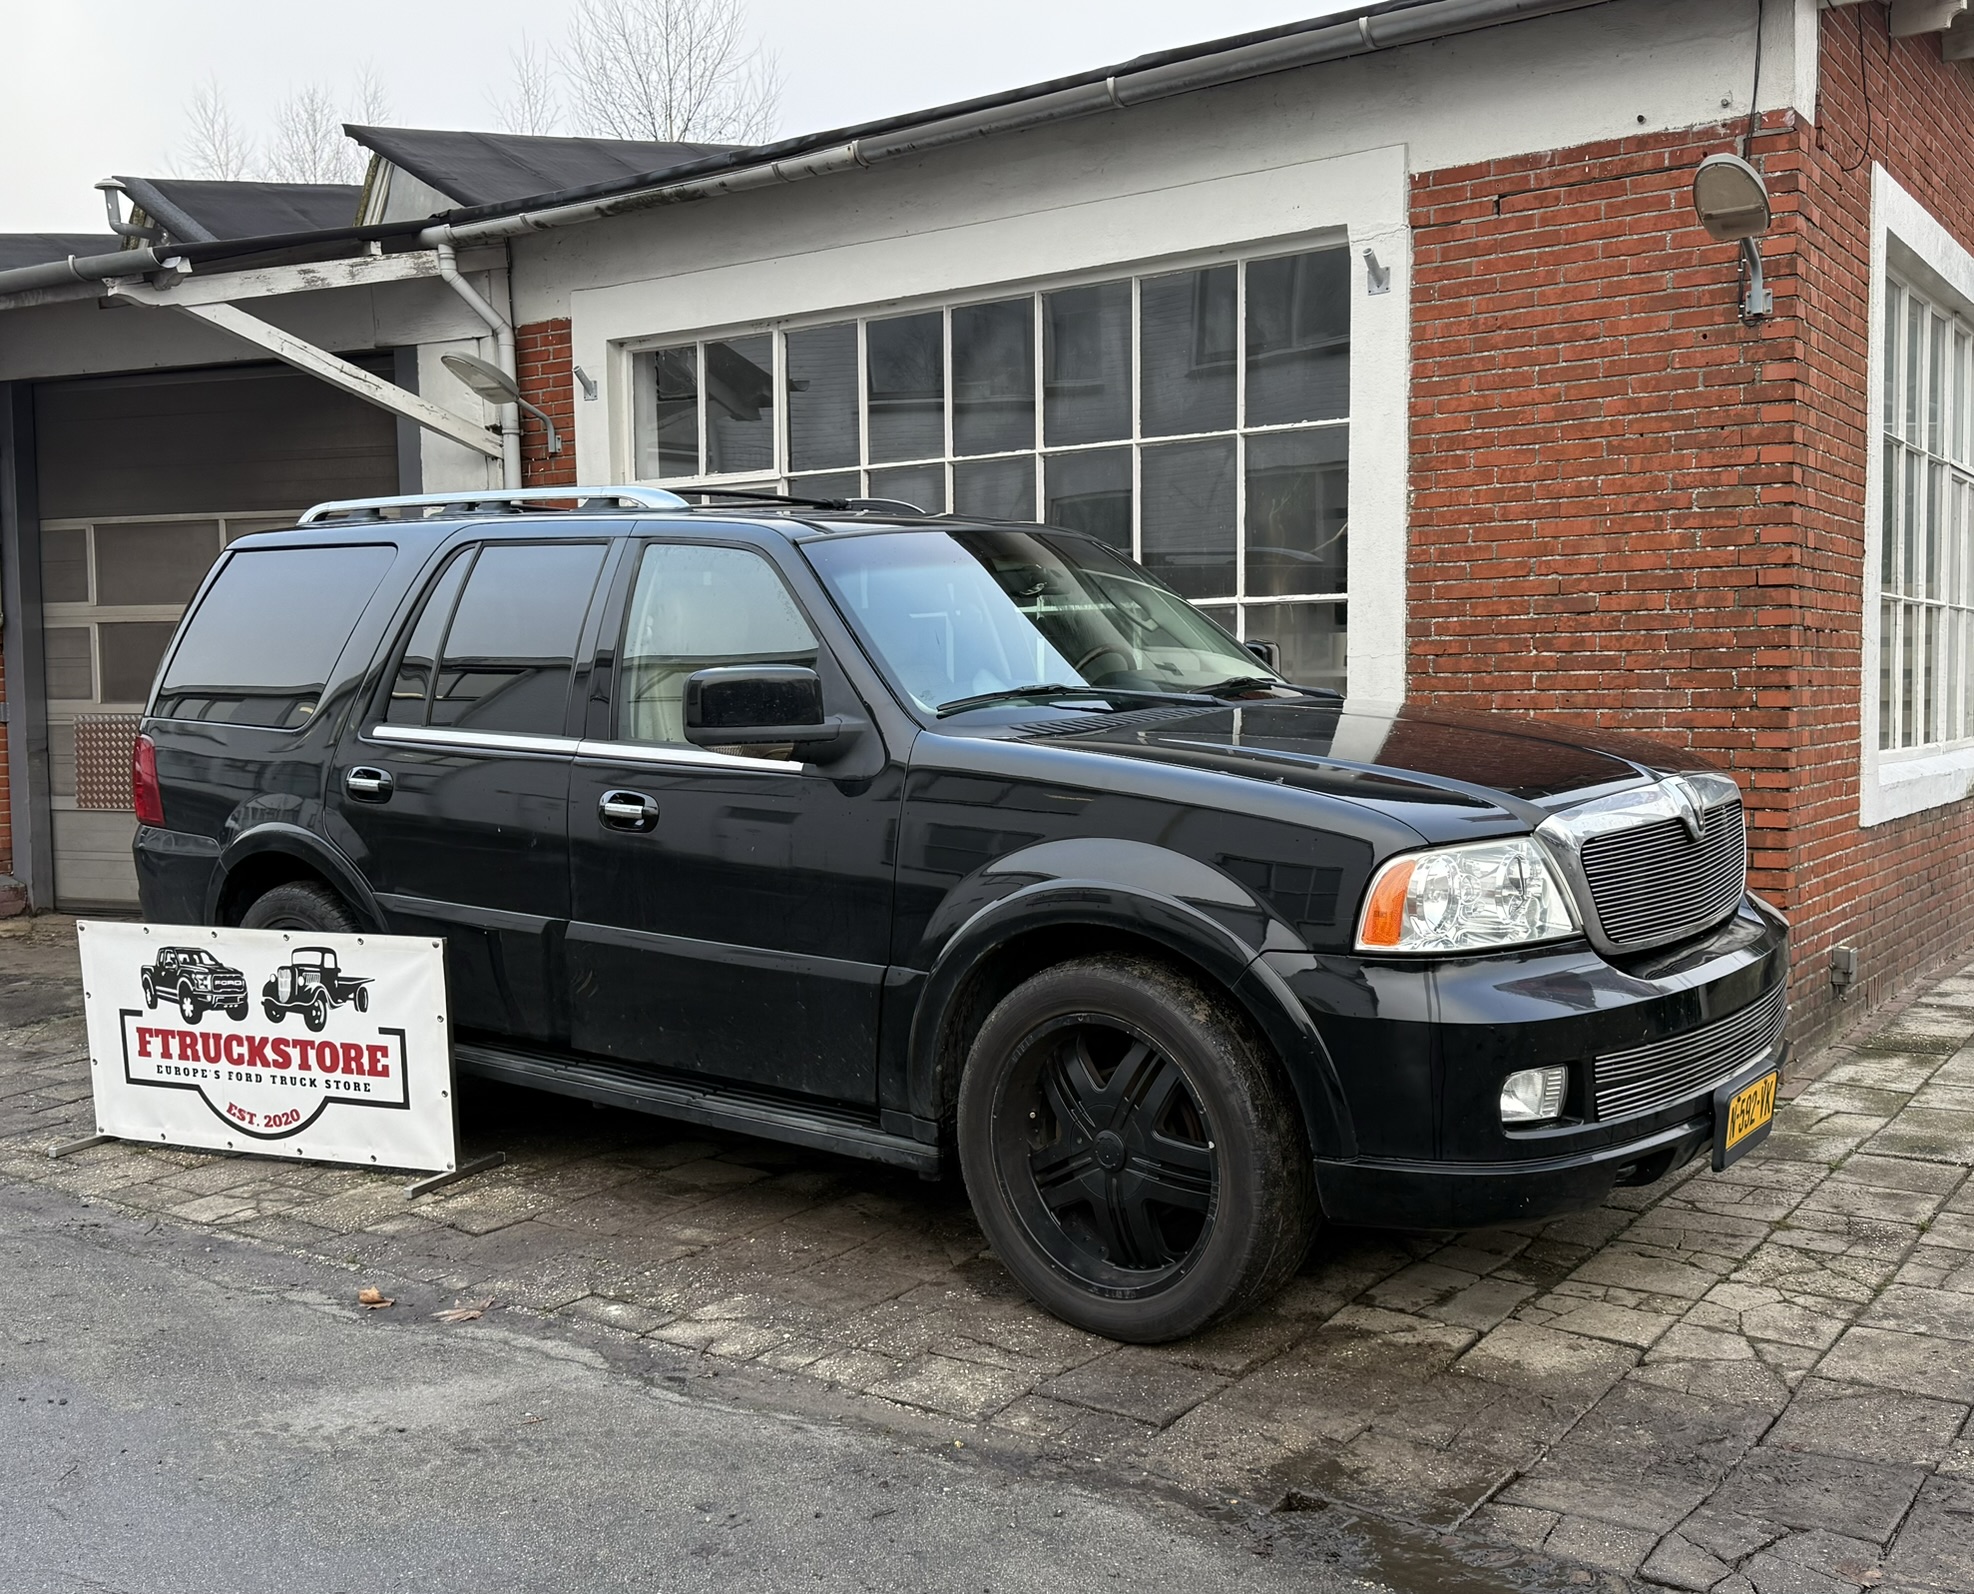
[574,738,805,775]
[363,722,805,774]
[365,725,581,757]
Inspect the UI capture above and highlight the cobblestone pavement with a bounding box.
[6,915,1974,1592]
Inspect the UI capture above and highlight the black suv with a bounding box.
[132,487,1787,1342]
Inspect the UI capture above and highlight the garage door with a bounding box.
[35,360,399,909]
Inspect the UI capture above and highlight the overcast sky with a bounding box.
[4,0,1351,234]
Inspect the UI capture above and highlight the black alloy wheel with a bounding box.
[957,954,1317,1343]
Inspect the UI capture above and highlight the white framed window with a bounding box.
[1863,167,1974,825]
[623,245,1353,691]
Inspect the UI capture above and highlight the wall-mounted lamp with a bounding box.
[442,351,563,455]
[1691,152,1773,322]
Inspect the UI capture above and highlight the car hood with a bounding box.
[973,696,1709,831]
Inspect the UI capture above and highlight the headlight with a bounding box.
[1356,837,1578,953]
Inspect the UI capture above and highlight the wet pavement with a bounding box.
[5,914,1973,1592]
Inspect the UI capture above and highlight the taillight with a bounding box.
[131,732,165,827]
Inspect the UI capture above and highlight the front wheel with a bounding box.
[303,993,329,1033]
[177,986,203,1026]
[264,1001,284,1024]
[956,954,1317,1344]
[226,1004,248,1023]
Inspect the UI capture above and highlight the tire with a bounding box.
[226,1004,248,1023]
[141,971,156,1009]
[354,987,369,1013]
[177,985,203,1025]
[264,1001,284,1024]
[304,993,329,1033]
[956,954,1317,1344]
[240,881,359,935]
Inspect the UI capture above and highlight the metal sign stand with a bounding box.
[405,1152,506,1198]
[48,1131,115,1159]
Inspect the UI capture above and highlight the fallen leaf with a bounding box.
[433,1297,493,1323]
[357,1287,394,1309]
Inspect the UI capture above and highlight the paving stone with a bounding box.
[1500,1382,1769,1532]
[1818,1326,1974,1402]
[1572,1247,1729,1300]
[558,1293,674,1336]
[1422,1277,1536,1331]
[1626,1355,1794,1411]
[1883,1475,1974,1592]
[1764,1379,1970,1467]
[1456,1318,1640,1403]
[1530,1514,1661,1575]
[1285,1426,1525,1530]
[1040,1348,1229,1428]
[1638,1530,1731,1591]
[1364,1260,1481,1313]
[1537,1297,1684,1349]
[1467,1501,1558,1551]
[1860,1284,1974,1342]
[1707,1446,1926,1543]
[1860,1110,1974,1166]
[865,1355,1033,1422]
[1737,1530,1887,1594]
[1675,1504,1787,1564]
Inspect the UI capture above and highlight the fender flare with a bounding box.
[906,878,1356,1160]
[206,823,387,932]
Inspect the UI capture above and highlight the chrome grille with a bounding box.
[1579,799,1747,950]
[1592,983,1785,1122]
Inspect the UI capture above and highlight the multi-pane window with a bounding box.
[1880,274,1974,752]
[629,246,1351,688]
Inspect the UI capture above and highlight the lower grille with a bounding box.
[1592,984,1786,1123]
[1580,799,1748,950]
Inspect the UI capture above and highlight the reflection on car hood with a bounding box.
[990,696,1703,809]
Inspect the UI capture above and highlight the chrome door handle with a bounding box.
[344,766,394,802]
[599,790,659,831]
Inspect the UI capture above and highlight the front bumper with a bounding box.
[1264,894,1789,1231]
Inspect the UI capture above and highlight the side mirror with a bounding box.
[683,665,864,756]
[1246,639,1281,672]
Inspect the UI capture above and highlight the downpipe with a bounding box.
[432,241,523,489]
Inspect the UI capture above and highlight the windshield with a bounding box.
[803,529,1277,715]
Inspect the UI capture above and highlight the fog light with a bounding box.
[1501,1066,1568,1124]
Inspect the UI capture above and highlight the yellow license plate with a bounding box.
[1725,1071,1778,1150]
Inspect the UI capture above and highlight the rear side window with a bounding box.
[383,542,607,737]
[154,545,395,727]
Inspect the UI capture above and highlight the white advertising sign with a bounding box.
[77,921,456,1174]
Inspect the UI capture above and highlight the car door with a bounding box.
[330,534,613,1044]
[565,535,898,1105]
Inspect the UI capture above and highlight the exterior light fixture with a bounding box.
[441,351,563,454]
[1690,152,1773,321]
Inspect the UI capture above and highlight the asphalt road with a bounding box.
[0,1183,1380,1594]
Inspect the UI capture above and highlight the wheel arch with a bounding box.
[907,883,1356,1162]
[208,825,384,930]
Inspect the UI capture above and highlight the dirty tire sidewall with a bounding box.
[956,954,1316,1344]
[240,882,360,936]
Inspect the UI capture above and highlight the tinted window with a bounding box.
[619,544,817,745]
[384,548,472,725]
[155,545,395,727]
[428,543,606,736]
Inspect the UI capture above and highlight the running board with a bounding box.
[452,1040,939,1174]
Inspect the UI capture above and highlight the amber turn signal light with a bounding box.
[1358,857,1417,949]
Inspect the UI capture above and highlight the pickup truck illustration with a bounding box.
[141,946,251,1025]
[261,946,371,1032]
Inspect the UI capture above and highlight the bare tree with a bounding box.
[558,0,781,145]
[349,59,393,128]
[490,39,562,136]
[265,84,358,183]
[177,77,257,180]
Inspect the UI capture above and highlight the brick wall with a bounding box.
[517,318,577,488]
[1408,8,1974,1047]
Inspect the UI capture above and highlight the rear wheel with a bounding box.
[241,881,359,935]
[956,954,1316,1344]
[141,971,156,1009]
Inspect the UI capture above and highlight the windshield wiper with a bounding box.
[934,683,1222,718]
[1198,675,1344,699]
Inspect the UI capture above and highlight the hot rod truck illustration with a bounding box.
[261,946,371,1032]
[141,946,251,1025]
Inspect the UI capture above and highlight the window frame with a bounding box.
[1862,166,1974,826]
[615,237,1353,690]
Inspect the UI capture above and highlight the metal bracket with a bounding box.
[405,1151,505,1199]
[49,1132,116,1159]
[1362,247,1391,295]
[1739,237,1773,322]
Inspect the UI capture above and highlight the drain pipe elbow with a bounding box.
[433,239,523,489]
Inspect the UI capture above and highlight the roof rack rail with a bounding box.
[296,486,690,524]
[668,487,932,517]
